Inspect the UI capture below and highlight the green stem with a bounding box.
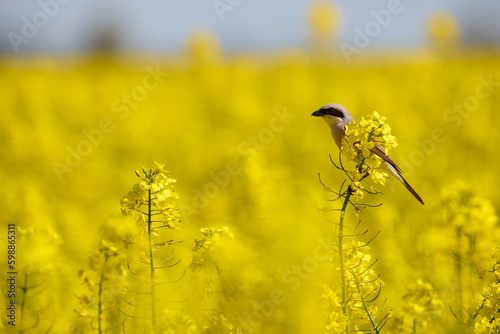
[148,188,156,327]
[353,273,380,334]
[98,256,109,334]
[339,188,352,333]
[214,263,228,300]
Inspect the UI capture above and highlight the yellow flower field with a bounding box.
[1,41,500,333]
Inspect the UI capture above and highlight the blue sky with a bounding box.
[0,0,499,54]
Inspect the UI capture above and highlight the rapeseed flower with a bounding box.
[341,112,398,200]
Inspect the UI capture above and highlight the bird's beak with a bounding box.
[311,109,325,117]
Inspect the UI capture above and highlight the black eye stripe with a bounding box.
[324,108,344,117]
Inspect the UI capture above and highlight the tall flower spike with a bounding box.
[119,163,182,328]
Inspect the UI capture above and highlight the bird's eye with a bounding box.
[329,109,343,117]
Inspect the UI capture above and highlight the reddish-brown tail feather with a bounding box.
[383,160,425,205]
[399,174,425,205]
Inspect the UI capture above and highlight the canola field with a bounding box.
[1,45,500,333]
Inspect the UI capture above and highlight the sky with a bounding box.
[0,0,499,54]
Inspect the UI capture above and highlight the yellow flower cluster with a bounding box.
[193,226,234,251]
[76,240,125,328]
[324,241,386,332]
[190,226,234,272]
[436,181,499,273]
[472,248,500,333]
[322,286,349,333]
[341,112,398,200]
[440,181,498,235]
[120,162,181,231]
[402,280,443,331]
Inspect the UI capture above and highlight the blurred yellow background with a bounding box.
[1,2,500,333]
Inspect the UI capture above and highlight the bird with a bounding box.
[312,103,424,205]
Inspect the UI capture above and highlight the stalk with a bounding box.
[339,188,352,333]
[97,256,109,334]
[148,187,156,327]
[353,272,380,334]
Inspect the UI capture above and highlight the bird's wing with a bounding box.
[370,144,402,173]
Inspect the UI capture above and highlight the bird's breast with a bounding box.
[330,124,345,150]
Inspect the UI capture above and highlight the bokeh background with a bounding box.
[1,1,500,333]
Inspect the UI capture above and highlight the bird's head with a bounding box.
[311,103,350,128]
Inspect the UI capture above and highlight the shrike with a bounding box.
[312,103,424,205]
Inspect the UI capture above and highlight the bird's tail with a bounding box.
[399,174,425,205]
[384,162,425,205]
